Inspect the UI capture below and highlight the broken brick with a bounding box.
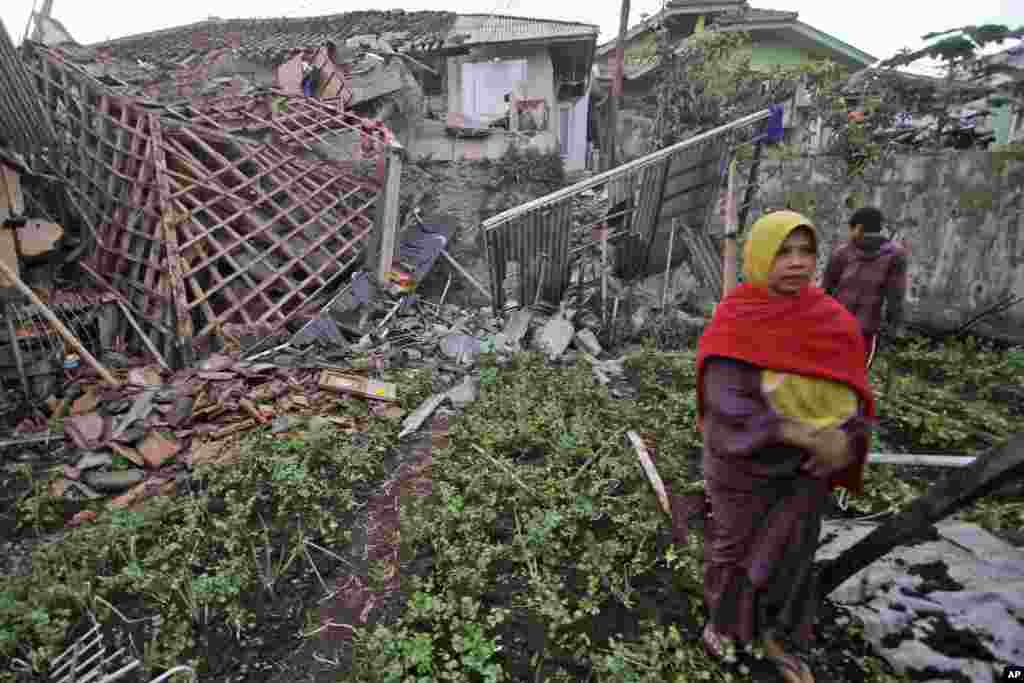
[200,354,235,372]
[107,481,148,509]
[211,419,257,440]
[110,442,145,467]
[198,371,236,381]
[65,413,108,450]
[239,398,267,424]
[69,510,99,527]
[70,389,100,416]
[127,366,163,387]
[137,431,181,468]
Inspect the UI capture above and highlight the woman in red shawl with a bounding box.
[695,211,876,683]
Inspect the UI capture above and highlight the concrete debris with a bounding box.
[50,478,103,500]
[292,317,348,348]
[74,452,113,471]
[399,393,449,439]
[446,374,478,408]
[573,329,603,357]
[500,308,534,348]
[440,333,483,362]
[82,469,146,493]
[819,520,1024,682]
[534,314,575,360]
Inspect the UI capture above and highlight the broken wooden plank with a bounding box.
[372,145,402,286]
[0,257,119,387]
[318,370,398,402]
[441,248,492,302]
[212,419,258,440]
[12,220,63,256]
[627,430,672,518]
[4,303,31,400]
[868,453,975,468]
[818,431,1024,598]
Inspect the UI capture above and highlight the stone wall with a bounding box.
[753,151,1024,343]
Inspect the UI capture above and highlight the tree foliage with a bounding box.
[880,24,1024,145]
[652,21,1024,167]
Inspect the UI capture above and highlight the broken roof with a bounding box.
[90,10,457,65]
[0,17,54,155]
[447,15,598,47]
[88,10,599,67]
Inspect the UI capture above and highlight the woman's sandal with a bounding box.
[702,623,738,664]
[763,635,815,683]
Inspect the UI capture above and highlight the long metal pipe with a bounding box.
[481,109,772,231]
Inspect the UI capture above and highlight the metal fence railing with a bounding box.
[481,109,776,314]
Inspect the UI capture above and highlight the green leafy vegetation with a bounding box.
[2,333,1021,681]
[0,368,433,681]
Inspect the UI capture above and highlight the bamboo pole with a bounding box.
[721,159,740,297]
[4,303,32,400]
[627,430,671,518]
[440,249,492,302]
[115,300,171,371]
[662,218,677,308]
[0,258,119,387]
[601,226,609,323]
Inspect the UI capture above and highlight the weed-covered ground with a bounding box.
[1,334,1021,682]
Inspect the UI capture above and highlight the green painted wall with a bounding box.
[991,104,1012,144]
[748,42,817,70]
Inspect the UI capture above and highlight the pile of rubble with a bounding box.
[48,351,399,520]
[37,276,702,519]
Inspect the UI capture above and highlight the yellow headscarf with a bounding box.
[743,211,859,430]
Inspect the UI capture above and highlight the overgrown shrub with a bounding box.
[0,369,433,680]
[490,145,566,193]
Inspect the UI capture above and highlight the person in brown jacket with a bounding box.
[822,207,909,368]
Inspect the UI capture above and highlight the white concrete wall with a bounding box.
[447,44,556,126]
[441,42,588,166]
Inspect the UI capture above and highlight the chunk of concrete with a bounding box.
[573,329,603,356]
[501,308,534,346]
[399,393,448,439]
[75,451,113,471]
[446,375,478,408]
[440,333,483,362]
[83,469,146,493]
[535,315,574,360]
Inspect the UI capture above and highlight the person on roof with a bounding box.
[696,210,876,683]
[822,207,909,368]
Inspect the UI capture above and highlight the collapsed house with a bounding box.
[0,8,605,410]
[0,16,414,414]
[83,11,599,171]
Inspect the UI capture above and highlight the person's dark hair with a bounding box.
[792,225,817,252]
[849,206,884,233]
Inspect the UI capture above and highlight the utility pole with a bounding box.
[28,0,55,42]
[605,0,631,170]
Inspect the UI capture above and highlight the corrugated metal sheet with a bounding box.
[482,109,772,313]
[0,18,54,156]
[450,15,598,47]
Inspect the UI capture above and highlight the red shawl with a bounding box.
[696,283,876,492]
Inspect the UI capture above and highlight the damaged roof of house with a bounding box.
[449,15,599,47]
[88,10,599,65]
[90,10,458,64]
